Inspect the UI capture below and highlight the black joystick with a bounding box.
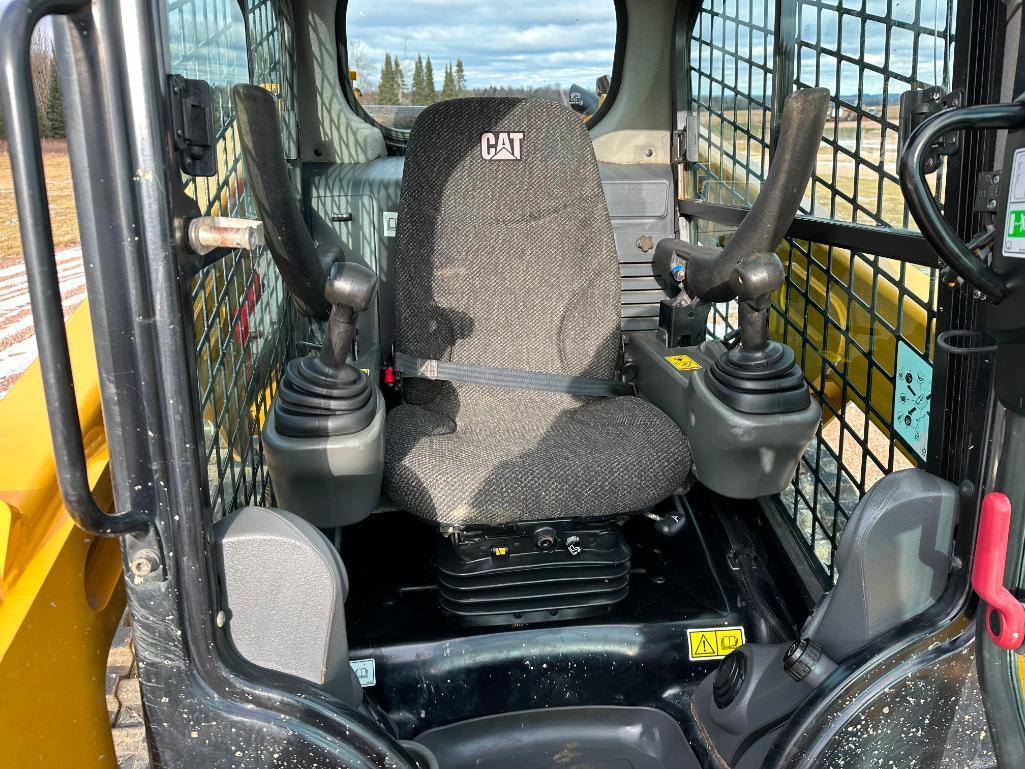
[273,263,380,438]
[656,239,812,416]
[653,89,828,417]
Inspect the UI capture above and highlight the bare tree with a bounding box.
[348,41,376,93]
[30,26,54,119]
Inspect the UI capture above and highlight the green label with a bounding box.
[1008,210,1025,238]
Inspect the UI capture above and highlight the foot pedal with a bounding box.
[437,523,631,627]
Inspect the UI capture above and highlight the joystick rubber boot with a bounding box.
[273,263,379,438]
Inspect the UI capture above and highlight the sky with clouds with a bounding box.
[346,0,955,100]
[345,0,619,91]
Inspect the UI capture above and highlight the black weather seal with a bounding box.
[0,0,150,537]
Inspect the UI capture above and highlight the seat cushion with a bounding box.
[385,393,691,527]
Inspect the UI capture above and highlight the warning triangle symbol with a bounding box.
[695,636,716,656]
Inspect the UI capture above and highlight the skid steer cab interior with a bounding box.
[7,0,1025,766]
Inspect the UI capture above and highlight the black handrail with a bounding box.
[678,199,941,268]
[0,0,150,535]
[900,102,1025,303]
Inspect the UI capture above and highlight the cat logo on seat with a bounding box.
[481,131,524,161]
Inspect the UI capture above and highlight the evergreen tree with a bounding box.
[394,58,406,103]
[42,66,64,139]
[411,54,426,104]
[454,58,467,96]
[423,56,437,104]
[441,63,457,101]
[378,52,398,105]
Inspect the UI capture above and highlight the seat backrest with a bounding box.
[394,97,620,420]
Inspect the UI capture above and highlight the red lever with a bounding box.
[972,492,1025,651]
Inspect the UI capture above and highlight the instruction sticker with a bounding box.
[1004,148,1025,258]
[893,340,932,462]
[350,658,377,687]
[687,626,746,661]
[665,354,702,372]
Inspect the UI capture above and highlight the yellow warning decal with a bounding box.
[665,354,702,372]
[687,626,746,661]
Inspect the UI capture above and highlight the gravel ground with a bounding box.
[106,615,150,769]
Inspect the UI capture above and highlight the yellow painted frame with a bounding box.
[0,302,123,769]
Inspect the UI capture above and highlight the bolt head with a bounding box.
[129,549,159,577]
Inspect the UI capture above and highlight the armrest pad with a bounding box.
[653,237,721,295]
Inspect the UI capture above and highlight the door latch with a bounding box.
[168,74,216,177]
[972,492,1025,652]
[898,87,964,174]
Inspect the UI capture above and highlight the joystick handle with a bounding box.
[319,262,378,369]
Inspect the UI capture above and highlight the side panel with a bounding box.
[684,0,956,581]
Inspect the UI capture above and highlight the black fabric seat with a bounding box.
[384,98,690,527]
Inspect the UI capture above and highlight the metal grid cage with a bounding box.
[688,0,952,579]
[168,0,301,519]
[688,0,775,209]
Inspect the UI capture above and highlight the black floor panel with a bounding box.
[343,490,739,646]
[415,706,701,769]
[341,489,752,738]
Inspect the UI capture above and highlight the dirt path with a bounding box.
[0,246,87,397]
[0,143,85,397]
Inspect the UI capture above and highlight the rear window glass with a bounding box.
[343,1,620,131]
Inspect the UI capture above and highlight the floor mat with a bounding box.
[414,706,700,769]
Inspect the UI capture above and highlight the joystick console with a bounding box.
[262,262,385,527]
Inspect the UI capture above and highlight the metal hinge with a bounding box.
[898,86,964,174]
[672,115,701,165]
[974,171,1002,214]
[168,74,216,177]
[672,129,687,165]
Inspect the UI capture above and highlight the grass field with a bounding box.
[0,140,80,269]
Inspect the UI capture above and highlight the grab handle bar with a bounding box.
[900,102,1025,303]
[0,0,150,535]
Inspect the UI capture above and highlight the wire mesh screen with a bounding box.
[689,0,776,351]
[167,0,301,518]
[688,0,951,579]
[689,1,775,207]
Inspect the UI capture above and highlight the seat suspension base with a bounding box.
[437,521,631,627]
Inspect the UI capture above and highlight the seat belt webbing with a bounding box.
[393,352,632,397]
